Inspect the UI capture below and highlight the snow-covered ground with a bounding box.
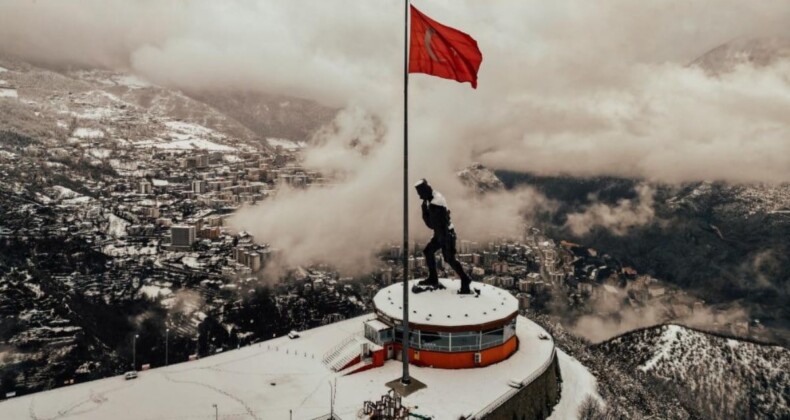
[106,214,129,238]
[267,137,306,150]
[639,324,683,372]
[0,87,18,98]
[375,280,519,327]
[152,139,235,152]
[73,128,104,139]
[51,186,82,200]
[548,350,603,419]
[0,314,564,420]
[101,243,158,257]
[138,285,173,300]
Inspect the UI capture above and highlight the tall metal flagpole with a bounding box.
[400,0,411,385]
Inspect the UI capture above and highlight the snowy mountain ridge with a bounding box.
[595,324,790,419]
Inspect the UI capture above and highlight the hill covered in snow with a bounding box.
[594,324,790,419]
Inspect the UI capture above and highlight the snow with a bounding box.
[640,324,683,372]
[52,186,81,200]
[107,214,129,238]
[0,88,18,98]
[222,154,243,163]
[0,66,7,72]
[0,314,557,420]
[74,106,115,120]
[101,243,158,257]
[73,127,104,139]
[373,279,519,327]
[115,75,150,89]
[548,350,603,419]
[139,285,173,300]
[89,148,111,159]
[63,196,93,205]
[0,79,7,86]
[267,137,306,150]
[152,139,235,152]
[182,256,202,269]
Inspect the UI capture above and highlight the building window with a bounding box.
[380,328,393,343]
[450,331,480,351]
[419,331,451,351]
[481,327,504,349]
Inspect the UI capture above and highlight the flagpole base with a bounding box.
[386,377,427,398]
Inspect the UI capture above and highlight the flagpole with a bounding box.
[400,0,411,386]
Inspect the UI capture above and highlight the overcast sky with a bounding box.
[2,0,790,270]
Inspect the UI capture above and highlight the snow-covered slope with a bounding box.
[457,162,505,193]
[548,350,602,419]
[595,324,790,419]
[691,37,790,75]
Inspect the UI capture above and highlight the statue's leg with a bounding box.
[442,232,472,291]
[422,237,440,283]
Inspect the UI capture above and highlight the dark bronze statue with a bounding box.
[414,179,474,294]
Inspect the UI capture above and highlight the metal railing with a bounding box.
[322,333,359,365]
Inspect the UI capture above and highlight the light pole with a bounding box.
[212,403,218,420]
[132,334,139,371]
[165,328,170,366]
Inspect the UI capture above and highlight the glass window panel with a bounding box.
[481,328,504,349]
[420,331,450,351]
[451,331,479,351]
[394,326,416,346]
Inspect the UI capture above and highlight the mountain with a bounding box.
[594,324,790,419]
[184,90,336,144]
[690,37,790,75]
[497,171,790,344]
[457,162,505,193]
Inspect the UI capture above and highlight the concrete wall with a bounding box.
[486,353,561,420]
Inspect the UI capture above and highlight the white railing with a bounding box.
[470,345,557,419]
[328,344,361,372]
[322,333,359,365]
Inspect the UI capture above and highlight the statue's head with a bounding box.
[414,179,433,201]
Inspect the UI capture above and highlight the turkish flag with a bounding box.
[409,5,483,88]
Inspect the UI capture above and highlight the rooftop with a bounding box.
[373,279,519,328]
[0,314,570,419]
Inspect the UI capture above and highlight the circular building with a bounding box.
[369,278,519,369]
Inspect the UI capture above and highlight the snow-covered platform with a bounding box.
[0,313,567,419]
[374,279,518,328]
[369,279,522,369]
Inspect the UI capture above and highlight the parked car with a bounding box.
[124,371,138,380]
[288,330,300,339]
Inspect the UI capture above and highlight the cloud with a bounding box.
[2,0,790,270]
[569,283,749,343]
[565,184,655,236]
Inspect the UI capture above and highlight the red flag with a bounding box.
[409,5,483,88]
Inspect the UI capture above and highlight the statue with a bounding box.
[414,179,474,295]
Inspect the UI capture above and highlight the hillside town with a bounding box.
[0,62,777,404]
